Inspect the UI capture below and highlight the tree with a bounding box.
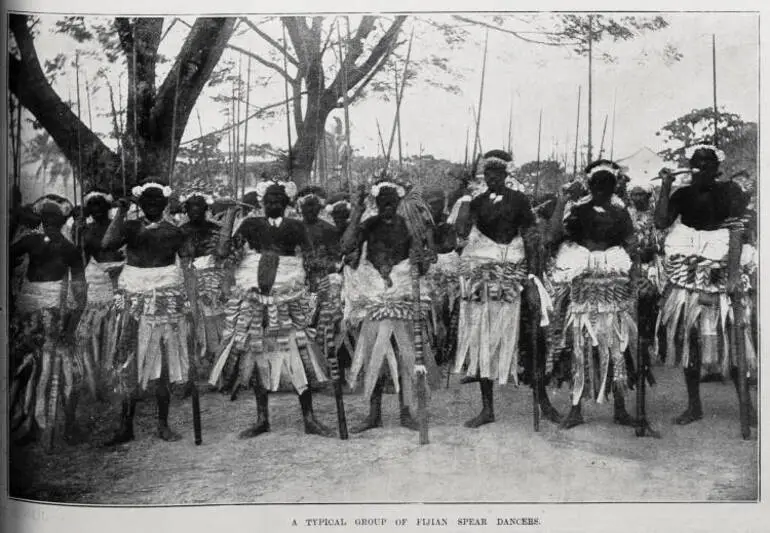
[9,15,236,193]
[657,107,757,191]
[514,159,567,199]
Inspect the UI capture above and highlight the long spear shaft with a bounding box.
[196,110,211,178]
[168,65,181,187]
[712,34,719,148]
[464,127,469,168]
[236,55,243,194]
[243,56,251,197]
[472,29,489,165]
[231,81,237,194]
[507,90,513,154]
[104,73,124,195]
[75,52,86,262]
[573,86,581,178]
[587,15,594,163]
[375,119,387,157]
[385,28,414,169]
[598,114,608,158]
[338,19,353,186]
[470,106,483,158]
[394,63,403,169]
[610,88,617,160]
[132,23,139,186]
[534,108,542,199]
[282,23,293,177]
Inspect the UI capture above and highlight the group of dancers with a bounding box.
[8,143,758,448]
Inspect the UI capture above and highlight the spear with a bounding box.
[394,62,404,170]
[197,109,211,179]
[712,34,719,147]
[375,119,387,158]
[85,75,94,130]
[384,28,414,170]
[507,90,513,155]
[610,88,617,160]
[534,108,543,200]
[231,79,237,195]
[573,86,582,179]
[472,29,490,166]
[75,52,86,262]
[338,18,353,186]
[598,114,608,158]
[242,56,252,197]
[282,22,293,178]
[587,15,594,163]
[168,63,181,187]
[132,23,139,187]
[103,72,125,196]
[463,127,470,169]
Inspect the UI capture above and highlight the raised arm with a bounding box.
[340,187,367,256]
[654,169,678,229]
[102,199,130,251]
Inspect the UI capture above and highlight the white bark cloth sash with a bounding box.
[343,246,434,411]
[85,260,123,304]
[114,264,191,391]
[11,280,83,433]
[208,250,327,395]
[552,243,637,405]
[454,228,528,385]
[658,220,757,376]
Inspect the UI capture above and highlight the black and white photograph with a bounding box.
[2,5,764,531]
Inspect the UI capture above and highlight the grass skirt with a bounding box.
[10,281,83,440]
[111,265,192,393]
[453,228,527,385]
[657,221,758,377]
[208,252,327,395]
[551,244,637,405]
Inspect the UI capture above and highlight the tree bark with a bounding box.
[9,15,235,194]
[284,15,405,188]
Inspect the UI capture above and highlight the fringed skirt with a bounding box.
[657,268,757,377]
[550,243,637,405]
[453,228,527,385]
[112,265,192,393]
[208,252,327,395]
[194,255,226,355]
[10,281,83,439]
[428,252,461,365]
[657,221,758,377]
[344,257,437,409]
[75,260,123,397]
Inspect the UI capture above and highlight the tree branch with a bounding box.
[154,18,237,159]
[9,14,119,190]
[227,42,294,82]
[283,17,309,69]
[327,16,406,98]
[453,15,580,46]
[179,91,308,146]
[241,17,299,65]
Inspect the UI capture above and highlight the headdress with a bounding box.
[684,144,725,162]
[179,191,215,205]
[31,194,73,217]
[585,159,622,179]
[480,149,517,176]
[296,186,327,208]
[132,180,172,198]
[370,180,406,199]
[256,180,297,204]
[325,193,352,214]
[83,189,114,205]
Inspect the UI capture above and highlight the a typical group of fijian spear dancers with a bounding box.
[9,143,758,453]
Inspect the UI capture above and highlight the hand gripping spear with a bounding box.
[726,218,752,440]
[634,260,660,439]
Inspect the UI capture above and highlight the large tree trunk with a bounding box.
[10,15,235,195]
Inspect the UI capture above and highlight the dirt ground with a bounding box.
[9,365,758,504]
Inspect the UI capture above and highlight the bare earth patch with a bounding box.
[9,365,757,504]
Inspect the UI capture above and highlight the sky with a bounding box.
[12,11,759,199]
